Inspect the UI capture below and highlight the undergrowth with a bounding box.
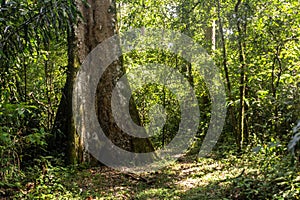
[1,144,299,199]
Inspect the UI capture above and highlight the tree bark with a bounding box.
[217,0,239,147]
[235,0,248,151]
[53,0,153,164]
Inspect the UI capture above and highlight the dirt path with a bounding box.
[73,156,241,199]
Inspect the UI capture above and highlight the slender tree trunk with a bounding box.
[235,0,248,151]
[212,11,216,52]
[217,0,239,147]
[271,45,282,133]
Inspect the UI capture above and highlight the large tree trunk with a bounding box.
[53,0,153,164]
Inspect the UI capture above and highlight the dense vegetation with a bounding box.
[1,0,299,199]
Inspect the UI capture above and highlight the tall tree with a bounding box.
[234,0,248,150]
[54,0,153,164]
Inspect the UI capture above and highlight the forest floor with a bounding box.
[6,149,300,199]
[71,155,243,200]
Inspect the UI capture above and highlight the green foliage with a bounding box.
[0,0,76,66]
[0,103,46,186]
[0,0,73,103]
[123,48,209,149]
[226,145,300,199]
[0,0,76,197]
[0,0,299,199]
[14,157,80,199]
